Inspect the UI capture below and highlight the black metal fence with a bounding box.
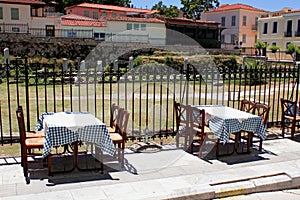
[0,55,299,145]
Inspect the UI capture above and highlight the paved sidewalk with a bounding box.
[1,138,300,199]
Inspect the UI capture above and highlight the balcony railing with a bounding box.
[284,31,292,37]
[251,25,257,31]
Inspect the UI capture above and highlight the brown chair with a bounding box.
[251,103,270,151]
[189,106,211,157]
[109,108,129,167]
[174,101,190,150]
[240,99,256,114]
[107,103,121,133]
[18,106,45,138]
[281,98,300,140]
[16,107,50,184]
[235,99,257,154]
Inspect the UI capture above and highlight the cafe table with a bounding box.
[194,105,266,155]
[41,112,115,171]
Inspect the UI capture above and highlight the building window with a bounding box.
[272,21,278,33]
[141,24,146,31]
[93,12,98,19]
[127,23,132,30]
[12,27,20,32]
[263,22,268,34]
[243,16,247,26]
[221,16,225,26]
[286,20,292,37]
[242,34,246,43]
[120,13,125,17]
[11,8,19,20]
[221,35,225,43]
[94,32,105,40]
[112,13,117,17]
[231,16,236,26]
[67,31,76,37]
[230,34,236,44]
[102,12,107,17]
[134,24,139,30]
[83,10,89,17]
[0,7,3,19]
[296,19,300,36]
[45,25,55,36]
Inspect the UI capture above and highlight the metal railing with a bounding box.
[0,56,299,145]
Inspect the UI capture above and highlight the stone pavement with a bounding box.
[1,138,300,199]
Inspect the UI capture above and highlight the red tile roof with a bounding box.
[0,0,45,5]
[107,16,164,23]
[61,14,106,27]
[165,17,219,27]
[66,3,157,15]
[207,3,267,13]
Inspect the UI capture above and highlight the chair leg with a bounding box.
[47,154,52,176]
[291,121,296,140]
[259,138,263,151]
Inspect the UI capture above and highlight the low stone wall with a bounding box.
[0,33,99,59]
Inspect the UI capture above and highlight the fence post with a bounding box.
[24,56,30,131]
[296,62,300,103]
[129,56,133,70]
[4,48,12,139]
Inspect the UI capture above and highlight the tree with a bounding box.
[152,1,179,18]
[254,41,266,56]
[286,43,300,61]
[180,0,220,20]
[268,45,280,60]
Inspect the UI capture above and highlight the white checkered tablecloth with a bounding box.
[195,105,266,143]
[41,112,115,157]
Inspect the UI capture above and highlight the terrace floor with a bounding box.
[1,131,300,199]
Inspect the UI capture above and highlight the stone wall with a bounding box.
[0,33,100,59]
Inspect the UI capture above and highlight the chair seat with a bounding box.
[192,126,211,134]
[25,137,45,147]
[285,115,300,121]
[107,126,115,133]
[110,133,123,142]
[26,131,45,138]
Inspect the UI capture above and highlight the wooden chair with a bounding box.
[16,107,50,184]
[18,106,45,138]
[189,106,211,157]
[174,101,190,150]
[251,103,270,151]
[281,98,300,140]
[235,99,257,154]
[107,103,121,133]
[109,108,129,167]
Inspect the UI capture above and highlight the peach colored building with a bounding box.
[202,4,268,49]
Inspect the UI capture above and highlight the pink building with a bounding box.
[202,4,268,49]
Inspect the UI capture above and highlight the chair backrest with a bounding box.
[281,98,298,119]
[110,103,121,130]
[174,101,189,131]
[240,99,256,114]
[188,106,205,134]
[255,103,271,125]
[16,107,26,146]
[118,109,130,139]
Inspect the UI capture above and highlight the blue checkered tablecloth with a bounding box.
[195,105,266,143]
[41,112,115,157]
